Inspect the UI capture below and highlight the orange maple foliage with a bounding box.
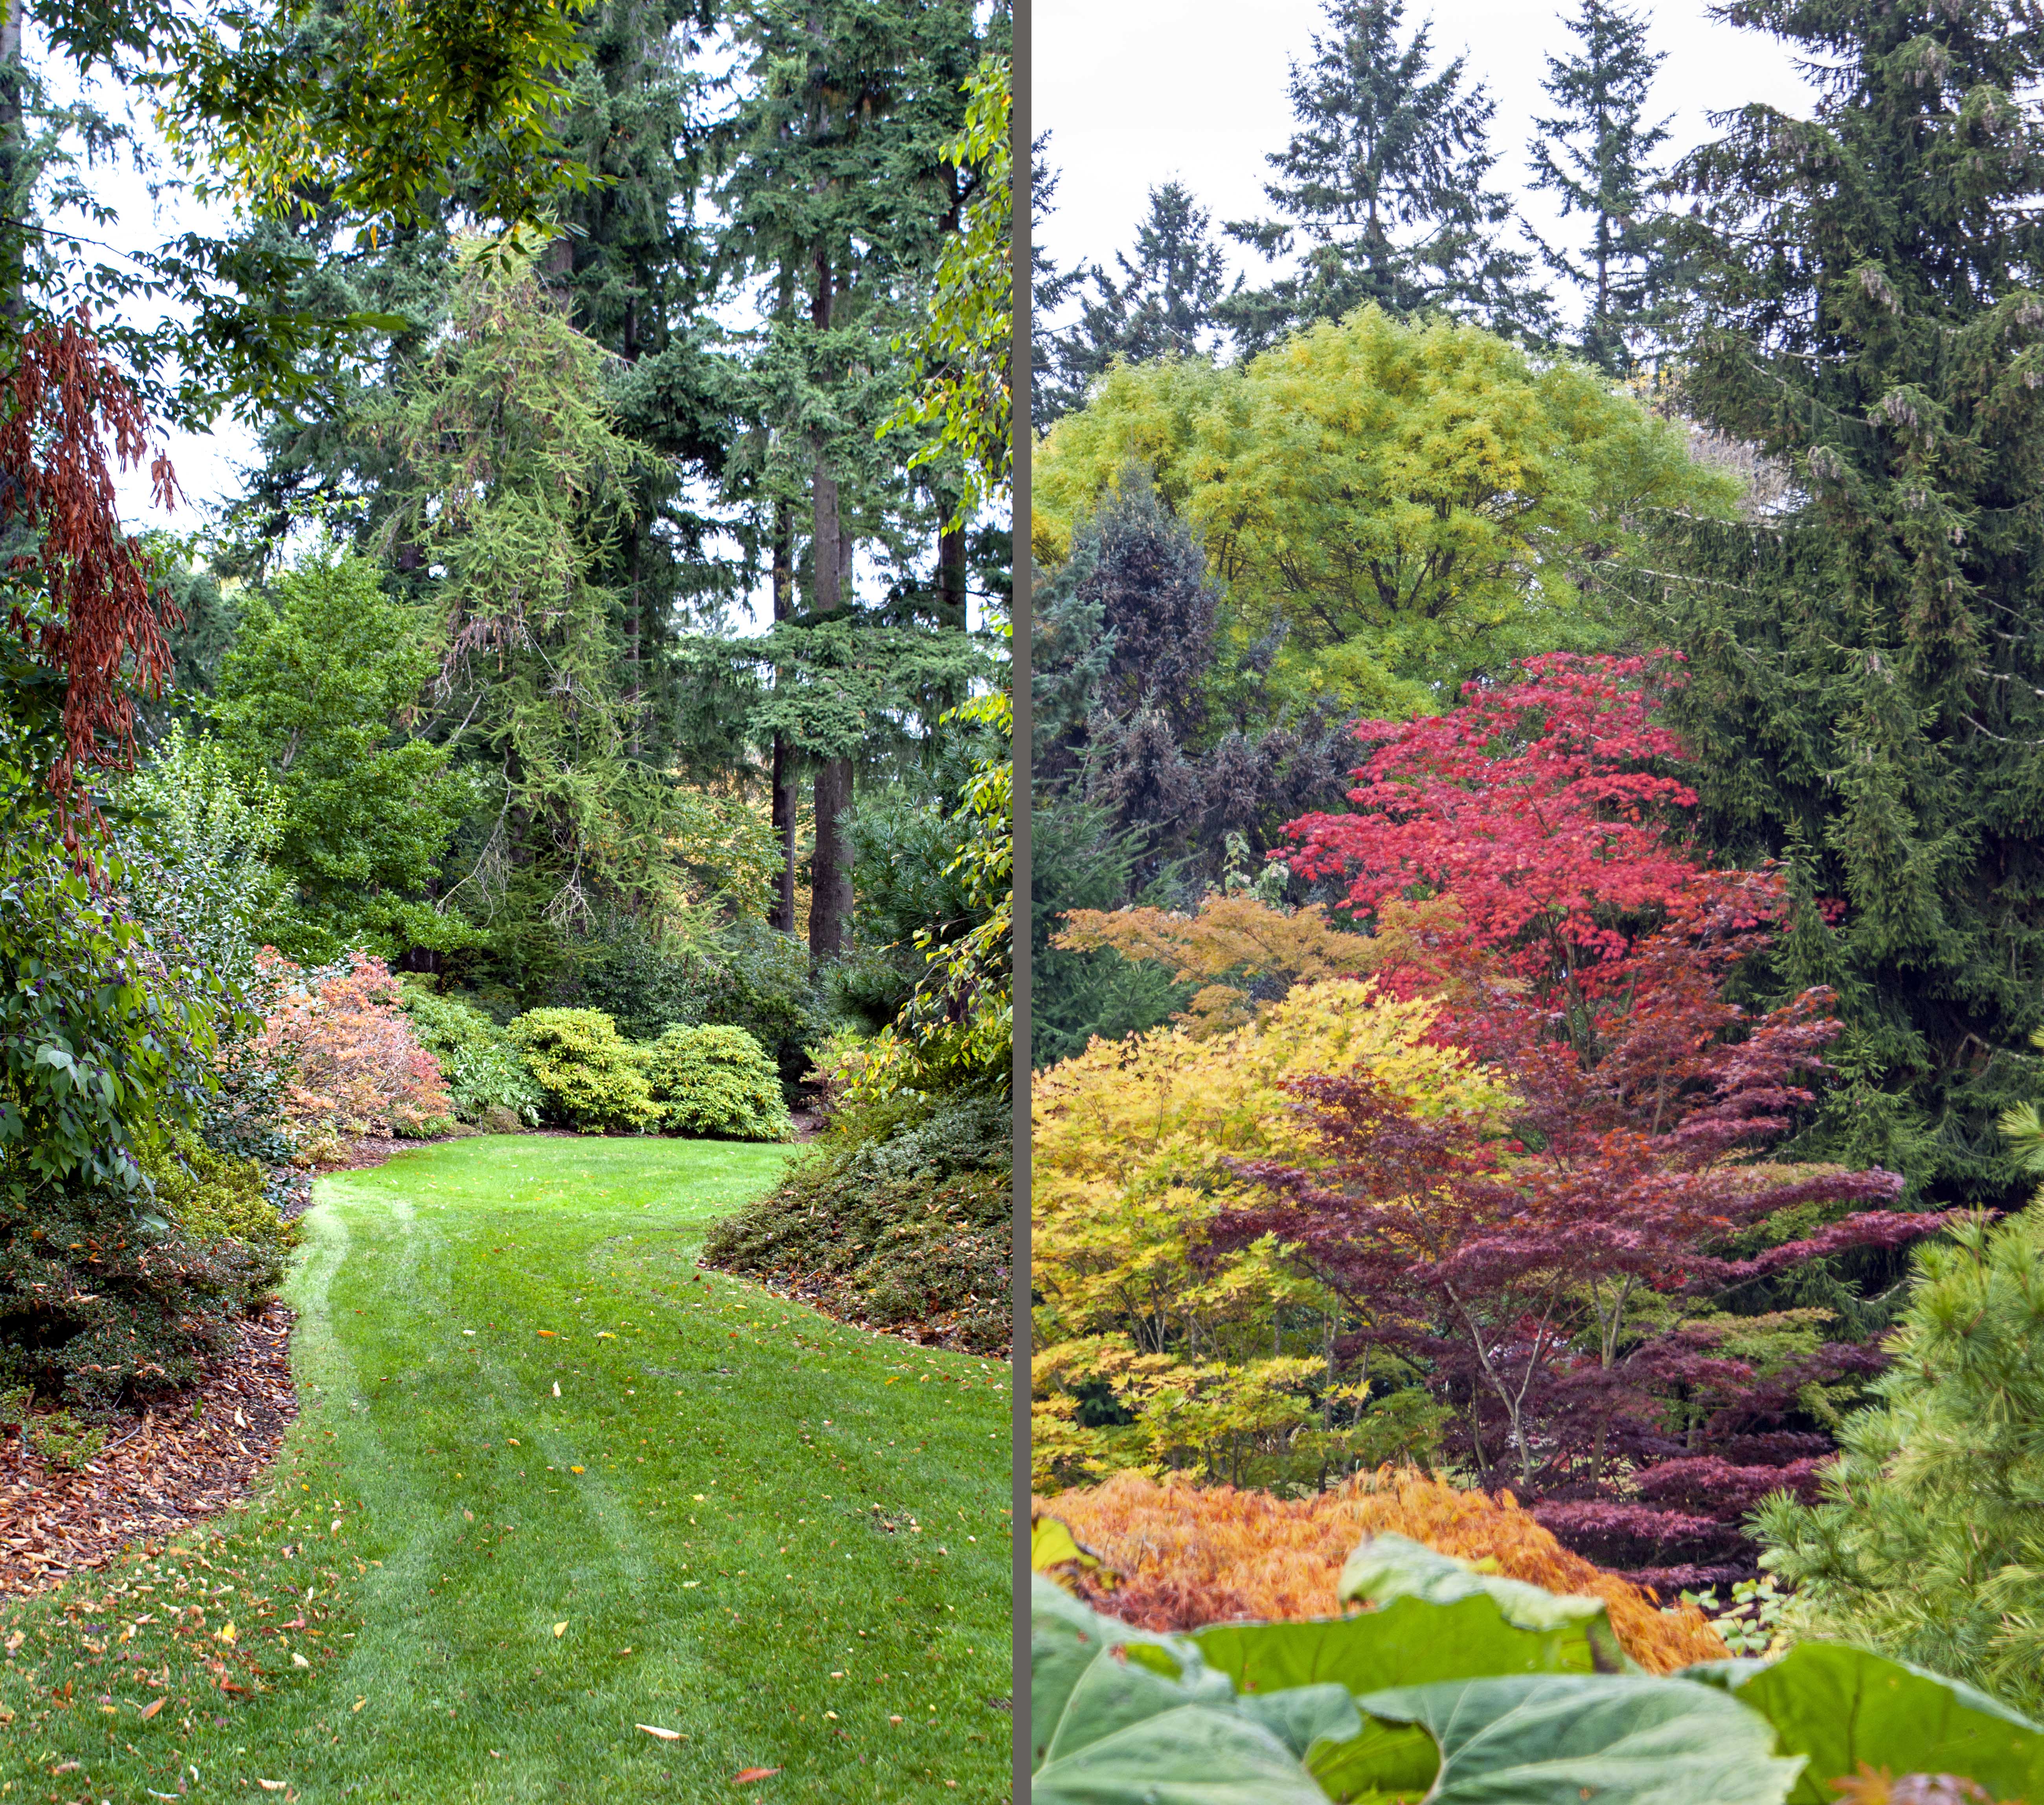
[1055,894,1481,1035]
[1037,1466,1729,1675]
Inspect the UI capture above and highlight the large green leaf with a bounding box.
[1681,1644,2044,1805]
[1031,1577,1346,1803]
[1032,1702,1347,1805]
[1348,1674,1804,1805]
[1193,1531,1629,1701]
[1338,1535,1629,1671]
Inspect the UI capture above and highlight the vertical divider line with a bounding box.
[1009,0,1035,1789]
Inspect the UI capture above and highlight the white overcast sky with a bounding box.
[1033,0,1823,335]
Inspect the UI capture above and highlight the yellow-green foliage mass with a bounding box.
[1030,978,1513,1491]
[1035,306,1736,715]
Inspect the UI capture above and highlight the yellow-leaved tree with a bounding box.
[1031,978,1513,1491]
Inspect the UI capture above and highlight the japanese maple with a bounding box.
[1281,652,1729,1054]
[1219,895,1948,1577]
[257,949,453,1143]
[0,308,180,812]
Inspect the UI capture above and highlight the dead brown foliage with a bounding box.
[1039,1466,1730,1675]
[0,1303,296,1595]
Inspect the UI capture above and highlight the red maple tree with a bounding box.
[1281,652,1729,1053]
[1242,653,1953,1584]
[0,308,180,815]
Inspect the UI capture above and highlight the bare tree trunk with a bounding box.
[770,498,798,936]
[807,248,853,960]
[937,520,966,628]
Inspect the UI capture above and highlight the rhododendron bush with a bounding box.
[257,950,454,1146]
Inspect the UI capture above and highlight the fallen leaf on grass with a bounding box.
[139,1696,166,1720]
[258,1781,286,1792]
[570,1465,585,1474]
[636,1723,683,1741]
[733,1769,780,1784]
[537,1331,556,1338]
[353,1698,366,1712]
[292,1652,311,1669]
[3,1630,21,1653]
[553,1622,568,1637]
[552,1382,561,1397]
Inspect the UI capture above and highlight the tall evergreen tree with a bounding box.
[715,0,993,961]
[1650,0,2044,1204]
[1054,182,1234,404]
[1221,0,1550,354]
[1525,0,1671,373]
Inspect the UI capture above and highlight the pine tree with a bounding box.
[1221,0,1550,354]
[1525,0,1671,373]
[1056,182,1235,403]
[1647,0,2044,1205]
[1752,1198,2044,1715]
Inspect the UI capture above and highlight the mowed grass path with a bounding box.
[1,1136,1015,1803]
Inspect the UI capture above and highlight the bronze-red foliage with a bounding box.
[1038,1467,1731,1674]
[0,307,180,810]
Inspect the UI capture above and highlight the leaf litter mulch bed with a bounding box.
[0,1301,298,1597]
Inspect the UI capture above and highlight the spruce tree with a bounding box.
[1525,0,1671,373]
[1057,182,1234,402]
[1221,0,1549,354]
[1652,0,2044,1204]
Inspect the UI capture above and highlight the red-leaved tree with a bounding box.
[0,308,180,816]
[1281,653,1717,1054]
[1248,653,1953,1586]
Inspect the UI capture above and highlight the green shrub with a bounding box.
[0,1168,278,1412]
[1753,1200,2044,1715]
[399,979,547,1126]
[507,1008,658,1134]
[554,914,825,1095]
[703,1092,1009,1351]
[645,1024,792,1141]
[139,1130,299,1277]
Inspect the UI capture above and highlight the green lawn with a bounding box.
[0,1135,1015,1803]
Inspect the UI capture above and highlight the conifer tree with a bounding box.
[1057,182,1234,402]
[1525,0,1671,372]
[1649,0,2044,1204]
[715,0,991,960]
[1221,0,1549,353]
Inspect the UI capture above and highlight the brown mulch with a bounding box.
[0,1301,299,1597]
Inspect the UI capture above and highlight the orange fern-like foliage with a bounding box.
[1038,1466,1729,1675]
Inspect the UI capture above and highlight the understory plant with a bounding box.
[137,1128,298,1276]
[507,1007,659,1134]
[645,1024,791,1141]
[259,949,455,1149]
[399,980,546,1127]
[704,1090,1011,1350]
